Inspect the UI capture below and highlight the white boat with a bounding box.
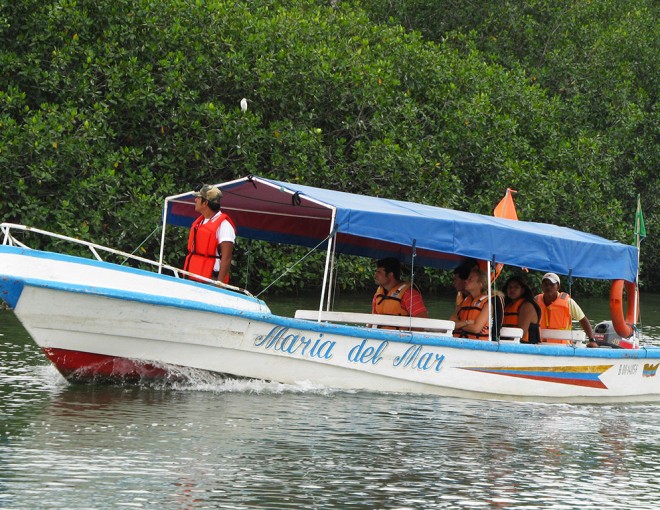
[1,175,657,403]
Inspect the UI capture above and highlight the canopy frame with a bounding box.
[160,175,640,288]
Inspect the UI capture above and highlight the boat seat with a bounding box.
[540,329,586,345]
[498,327,523,343]
[294,310,455,335]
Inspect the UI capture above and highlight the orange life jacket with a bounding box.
[503,298,524,327]
[535,292,572,344]
[503,297,540,342]
[372,283,416,330]
[184,213,235,283]
[373,283,411,316]
[454,294,489,340]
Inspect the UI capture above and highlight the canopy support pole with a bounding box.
[158,200,170,274]
[409,239,417,329]
[487,260,492,342]
[325,236,338,311]
[244,238,252,290]
[318,213,338,317]
[633,214,642,348]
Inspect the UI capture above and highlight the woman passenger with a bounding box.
[450,267,491,340]
[502,275,541,343]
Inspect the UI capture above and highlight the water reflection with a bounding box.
[3,374,660,509]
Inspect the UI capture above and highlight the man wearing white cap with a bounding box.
[535,272,597,346]
[184,184,236,284]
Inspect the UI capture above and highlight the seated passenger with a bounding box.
[535,272,597,347]
[452,259,503,338]
[450,267,492,340]
[502,275,541,343]
[372,257,428,323]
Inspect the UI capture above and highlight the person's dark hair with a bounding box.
[502,275,537,306]
[377,257,402,280]
[207,199,221,212]
[453,258,477,280]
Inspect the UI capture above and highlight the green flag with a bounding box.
[634,194,646,244]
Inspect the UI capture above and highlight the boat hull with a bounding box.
[7,282,660,403]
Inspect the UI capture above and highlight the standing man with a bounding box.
[372,257,428,319]
[184,184,235,284]
[535,272,597,346]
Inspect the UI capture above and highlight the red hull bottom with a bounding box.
[43,347,172,384]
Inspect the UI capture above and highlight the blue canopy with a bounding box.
[164,175,638,282]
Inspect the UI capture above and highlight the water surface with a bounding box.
[2,294,660,509]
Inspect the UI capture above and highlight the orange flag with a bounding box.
[494,188,518,220]
[491,189,519,280]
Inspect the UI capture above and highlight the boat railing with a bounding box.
[294,309,455,334]
[0,222,254,297]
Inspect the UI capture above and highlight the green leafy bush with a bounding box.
[0,0,655,294]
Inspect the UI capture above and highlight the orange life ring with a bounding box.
[609,280,638,338]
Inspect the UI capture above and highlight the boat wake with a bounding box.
[163,366,344,395]
[36,360,343,395]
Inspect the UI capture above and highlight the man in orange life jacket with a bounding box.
[184,184,236,284]
[535,272,598,347]
[372,257,428,319]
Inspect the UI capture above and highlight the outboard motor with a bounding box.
[593,320,635,349]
